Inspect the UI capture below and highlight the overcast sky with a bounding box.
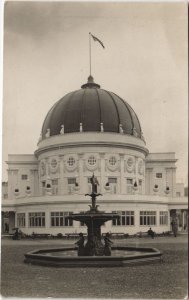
[2,1,188,185]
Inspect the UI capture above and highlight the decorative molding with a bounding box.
[49,156,59,174]
[64,154,78,172]
[85,154,98,171]
[35,140,148,158]
[125,156,135,173]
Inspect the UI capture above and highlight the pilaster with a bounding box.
[99,153,105,193]
[78,153,84,194]
[59,155,64,194]
[119,153,125,194]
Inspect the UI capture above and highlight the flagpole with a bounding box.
[89,32,91,75]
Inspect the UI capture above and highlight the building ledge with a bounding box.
[2,195,188,211]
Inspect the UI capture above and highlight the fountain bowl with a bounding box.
[24,246,162,267]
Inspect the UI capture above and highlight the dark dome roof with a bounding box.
[41,76,142,139]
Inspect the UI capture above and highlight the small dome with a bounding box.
[41,76,143,139]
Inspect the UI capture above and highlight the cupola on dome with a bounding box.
[41,76,143,140]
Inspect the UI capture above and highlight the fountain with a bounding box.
[68,174,120,256]
[24,174,162,267]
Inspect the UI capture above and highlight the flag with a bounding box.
[90,33,105,49]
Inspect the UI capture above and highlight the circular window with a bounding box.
[88,156,96,166]
[51,159,58,169]
[107,155,118,171]
[109,156,117,166]
[67,157,75,166]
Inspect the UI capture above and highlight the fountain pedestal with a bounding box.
[69,174,119,256]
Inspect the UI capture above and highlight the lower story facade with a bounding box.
[2,194,188,236]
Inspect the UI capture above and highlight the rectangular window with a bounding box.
[138,179,142,194]
[108,178,117,194]
[29,212,45,227]
[21,174,28,180]
[108,177,117,184]
[68,178,76,194]
[68,178,76,184]
[126,178,133,194]
[140,211,156,226]
[17,213,25,227]
[51,212,73,227]
[156,173,162,178]
[112,211,135,226]
[160,211,168,225]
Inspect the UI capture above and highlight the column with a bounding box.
[134,208,140,232]
[25,211,29,229]
[45,210,50,231]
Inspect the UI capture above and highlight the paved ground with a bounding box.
[1,234,188,299]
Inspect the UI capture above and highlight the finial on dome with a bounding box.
[81,75,100,89]
[132,127,138,137]
[45,129,50,138]
[80,123,83,132]
[60,125,64,135]
[119,124,124,134]
[100,122,104,132]
[88,75,94,83]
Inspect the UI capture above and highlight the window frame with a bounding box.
[159,211,168,225]
[17,213,26,227]
[21,174,28,180]
[112,211,135,226]
[29,212,45,227]
[50,211,73,227]
[140,211,156,226]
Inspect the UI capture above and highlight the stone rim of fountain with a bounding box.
[24,246,163,267]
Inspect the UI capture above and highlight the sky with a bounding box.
[1,1,188,185]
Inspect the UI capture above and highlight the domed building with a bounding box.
[2,76,188,236]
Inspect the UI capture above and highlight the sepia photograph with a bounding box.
[1,1,188,299]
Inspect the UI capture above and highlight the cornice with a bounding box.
[35,141,148,158]
[2,198,187,208]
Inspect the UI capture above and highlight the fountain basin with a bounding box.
[24,246,162,267]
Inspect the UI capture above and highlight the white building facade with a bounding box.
[2,76,188,235]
